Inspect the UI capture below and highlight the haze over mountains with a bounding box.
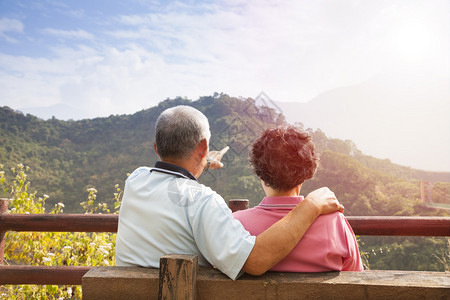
[273,71,449,172]
[16,70,449,173]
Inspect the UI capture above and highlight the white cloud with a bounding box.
[111,1,448,102]
[42,28,94,40]
[0,53,71,108]
[108,1,333,101]
[0,18,24,43]
[1,0,448,116]
[117,14,151,26]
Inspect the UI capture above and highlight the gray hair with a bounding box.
[155,105,211,159]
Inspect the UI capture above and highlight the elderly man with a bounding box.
[115,105,343,280]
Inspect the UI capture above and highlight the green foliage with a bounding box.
[0,164,120,299]
[434,239,450,272]
[1,96,449,212]
[360,236,450,272]
[0,94,449,298]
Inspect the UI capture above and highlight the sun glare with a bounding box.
[389,20,438,63]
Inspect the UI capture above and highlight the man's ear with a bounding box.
[197,138,208,158]
[154,142,159,157]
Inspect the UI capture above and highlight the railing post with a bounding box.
[158,254,198,300]
[0,198,10,265]
[228,199,249,213]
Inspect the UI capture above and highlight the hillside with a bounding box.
[1,94,450,272]
[0,94,449,215]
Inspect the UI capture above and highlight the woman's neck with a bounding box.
[261,180,302,197]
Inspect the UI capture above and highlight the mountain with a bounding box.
[0,94,449,215]
[273,72,450,173]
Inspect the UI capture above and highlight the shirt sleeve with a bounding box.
[189,192,256,280]
[341,216,364,271]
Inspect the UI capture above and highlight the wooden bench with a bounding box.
[82,255,450,300]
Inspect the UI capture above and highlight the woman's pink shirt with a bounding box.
[233,196,364,272]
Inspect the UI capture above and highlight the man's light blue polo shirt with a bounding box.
[115,161,256,280]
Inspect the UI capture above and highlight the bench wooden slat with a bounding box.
[82,265,450,300]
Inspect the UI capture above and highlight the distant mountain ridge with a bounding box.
[273,73,450,172]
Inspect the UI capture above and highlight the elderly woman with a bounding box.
[233,125,363,272]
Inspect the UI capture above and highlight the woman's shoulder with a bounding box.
[315,211,347,225]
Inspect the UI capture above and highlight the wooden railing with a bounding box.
[1,199,449,286]
[1,213,449,236]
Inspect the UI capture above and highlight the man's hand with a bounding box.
[304,187,344,215]
[207,146,229,169]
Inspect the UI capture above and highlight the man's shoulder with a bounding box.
[126,166,222,202]
[159,174,223,206]
[128,166,151,179]
[179,178,220,200]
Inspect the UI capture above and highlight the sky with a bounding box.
[0,0,449,171]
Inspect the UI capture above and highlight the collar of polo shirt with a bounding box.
[152,161,198,181]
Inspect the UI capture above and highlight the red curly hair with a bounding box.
[249,125,319,191]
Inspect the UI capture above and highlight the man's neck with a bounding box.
[161,157,202,178]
